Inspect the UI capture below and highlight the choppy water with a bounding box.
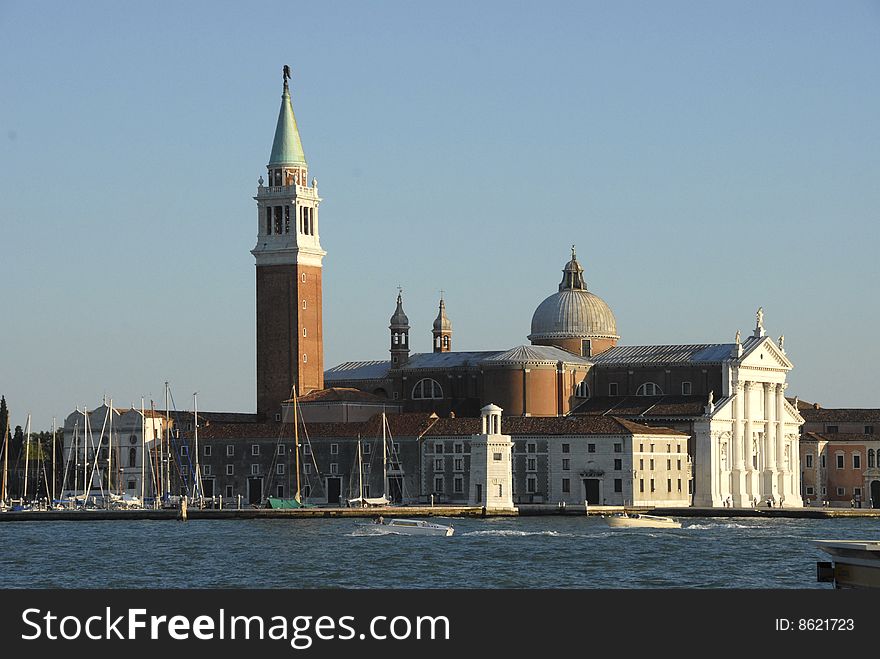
[0,516,875,588]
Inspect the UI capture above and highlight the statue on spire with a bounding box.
[283,65,291,82]
[756,306,764,329]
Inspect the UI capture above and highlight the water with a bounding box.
[0,516,875,588]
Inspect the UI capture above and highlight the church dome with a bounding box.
[528,248,618,342]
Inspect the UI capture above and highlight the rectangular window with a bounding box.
[455,443,463,454]
[837,487,845,496]
[180,446,188,456]
[853,454,861,469]
[363,443,371,454]
[650,444,655,452]
[681,381,692,395]
[204,445,212,457]
[127,480,136,490]
[836,454,844,469]
[562,458,570,471]
[649,459,654,470]
[677,459,682,470]
[866,426,875,435]
[435,443,444,454]
[609,382,618,396]
[639,479,644,493]
[614,458,622,470]
[274,206,282,234]
[330,463,338,475]
[266,207,272,235]
[493,452,502,461]
[454,458,463,471]
[677,479,682,492]
[639,444,643,452]
[277,445,285,455]
[806,486,815,495]
[562,478,570,493]
[276,463,285,475]
[434,459,443,471]
[434,477,444,493]
[667,459,671,470]
[304,464,311,475]
[226,464,234,476]
[650,478,655,493]
[225,485,233,498]
[821,487,827,495]
[330,443,339,455]
[251,444,260,456]
[250,464,259,475]
[277,484,285,498]
[527,477,536,493]
[588,444,596,453]
[639,459,644,470]
[614,478,622,493]
[303,444,311,455]
[454,477,463,494]
[527,458,536,471]
[827,425,838,433]
[805,455,814,468]
[667,478,672,493]
[614,443,622,453]
[562,444,570,453]
[202,465,212,476]
[527,443,536,453]
[362,464,370,474]
[820,455,826,468]
[854,487,862,497]
[284,205,290,234]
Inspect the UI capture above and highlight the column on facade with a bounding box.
[731,381,746,503]
[776,383,787,497]
[764,383,777,499]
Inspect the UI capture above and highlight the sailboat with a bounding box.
[348,412,392,508]
[266,386,309,509]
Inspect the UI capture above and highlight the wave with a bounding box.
[461,530,576,538]
[684,522,763,530]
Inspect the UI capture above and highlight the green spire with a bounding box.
[268,69,307,167]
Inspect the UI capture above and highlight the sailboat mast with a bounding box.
[108,400,114,502]
[293,386,301,503]
[357,438,363,502]
[140,398,146,503]
[382,412,388,498]
[164,382,170,498]
[23,414,31,503]
[1,413,9,504]
[51,417,56,503]
[193,392,201,501]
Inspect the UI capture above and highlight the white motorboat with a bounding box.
[604,513,682,529]
[371,518,454,536]
[815,540,880,589]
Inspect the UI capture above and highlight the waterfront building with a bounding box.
[799,406,880,508]
[60,405,165,499]
[188,410,688,508]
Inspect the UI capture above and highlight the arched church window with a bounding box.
[442,336,449,349]
[575,380,590,398]
[412,378,443,400]
[401,333,406,345]
[393,333,399,345]
[636,382,663,396]
[129,448,137,468]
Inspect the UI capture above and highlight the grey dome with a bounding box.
[389,292,409,328]
[529,289,618,340]
[528,247,618,341]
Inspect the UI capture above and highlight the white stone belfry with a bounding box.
[469,404,516,511]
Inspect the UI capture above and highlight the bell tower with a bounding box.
[389,288,410,366]
[432,295,452,353]
[253,66,326,419]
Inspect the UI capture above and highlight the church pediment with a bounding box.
[738,336,792,370]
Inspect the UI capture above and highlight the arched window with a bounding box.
[869,449,875,469]
[393,333,399,345]
[442,336,449,349]
[575,380,590,398]
[636,382,663,396]
[412,378,443,400]
[129,448,137,468]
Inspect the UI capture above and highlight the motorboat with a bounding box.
[604,513,682,529]
[815,540,880,589]
[371,518,454,536]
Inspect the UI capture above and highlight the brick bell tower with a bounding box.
[253,66,325,419]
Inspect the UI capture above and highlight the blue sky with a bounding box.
[1,1,878,428]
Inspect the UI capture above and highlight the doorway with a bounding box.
[871,480,880,508]
[388,476,403,503]
[247,478,263,505]
[583,479,600,504]
[327,477,342,505]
